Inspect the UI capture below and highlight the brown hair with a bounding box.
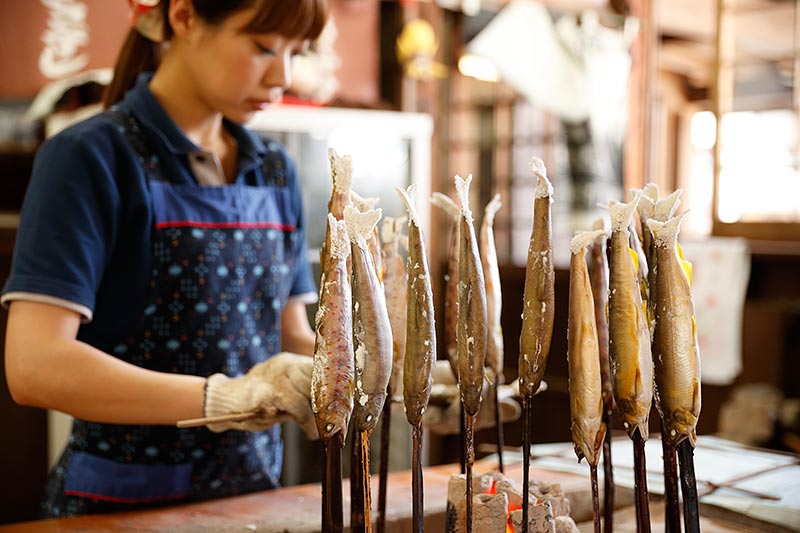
[103,0,329,107]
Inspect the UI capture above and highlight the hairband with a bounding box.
[129,0,165,43]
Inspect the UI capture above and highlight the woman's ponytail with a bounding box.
[102,29,162,107]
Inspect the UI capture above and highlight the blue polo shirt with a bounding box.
[2,73,316,351]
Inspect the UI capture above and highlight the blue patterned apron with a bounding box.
[41,108,302,517]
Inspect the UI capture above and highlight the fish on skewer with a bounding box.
[635,186,682,533]
[346,205,393,435]
[608,192,654,533]
[479,194,506,473]
[312,214,356,442]
[396,184,437,533]
[518,157,555,533]
[480,194,504,384]
[345,205,393,533]
[587,219,614,533]
[649,212,702,533]
[519,158,555,399]
[454,174,488,533]
[431,192,467,474]
[454,175,487,418]
[382,216,409,400]
[377,216,408,533]
[431,192,462,380]
[312,214,354,533]
[568,229,608,533]
[321,149,353,274]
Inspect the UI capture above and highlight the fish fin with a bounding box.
[653,189,682,221]
[531,158,554,198]
[396,184,420,226]
[483,194,502,226]
[327,213,351,259]
[351,189,380,212]
[344,205,382,245]
[380,215,407,244]
[647,211,688,248]
[637,195,656,224]
[454,174,474,222]
[430,192,461,220]
[328,148,353,194]
[610,190,642,233]
[643,182,659,202]
[570,229,606,254]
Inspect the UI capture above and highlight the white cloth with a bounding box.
[681,237,750,385]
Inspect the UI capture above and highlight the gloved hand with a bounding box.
[204,352,319,439]
[422,361,537,436]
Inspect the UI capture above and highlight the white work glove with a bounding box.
[204,352,319,440]
[422,361,527,436]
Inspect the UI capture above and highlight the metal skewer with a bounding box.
[521,396,531,533]
[662,436,681,532]
[465,413,476,533]
[411,424,424,533]
[590,463,601,533]
[494,381,505,473]
[376,396,391,533]
[678,439,700,533]
[601,412,614,533]
[350,426,366,533]
[633,429,652,533]
[323,431,344,533]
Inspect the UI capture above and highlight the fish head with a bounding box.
[353,393,387,433]
[316,398,352,444]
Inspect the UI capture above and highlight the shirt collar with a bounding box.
[122,73,267,166]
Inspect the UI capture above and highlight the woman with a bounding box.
[3,0,328,517]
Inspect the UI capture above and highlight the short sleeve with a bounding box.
[2,125,121,314]
[284,155,318,302]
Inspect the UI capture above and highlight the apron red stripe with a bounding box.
[63,489,188,504]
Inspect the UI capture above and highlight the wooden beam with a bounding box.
[712,0,734,235]
[624,0,658,190]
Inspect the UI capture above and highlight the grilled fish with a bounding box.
[587,218,613,413]
[345,205,393,434]
[381,216,408,399]
[480,194,504,383]
[568,230,608,466]
[649,213,701,447]
[396,185,437,427]
[320,148,353,273]
[431,192,461,379]
[454,175,488,416]
[608,192,654,439]
[312,214,355,444]
[518,157,555,399]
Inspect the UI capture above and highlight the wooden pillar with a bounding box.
[624,0,658,192]
[712,0,735,235]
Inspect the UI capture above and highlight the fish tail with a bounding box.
[643,182,659,202]
[610,190,642,233]
[653,189,683,221]
[396,184,420,225]
[430,192,461,220]
[328,147,353,194]
[344,205,382,245]
[327,213,351,259]
[483,194,502,226]
[380,216,406,244]
[531,157,553,198]
[453,174,473,221]
[570,229,607,255]
[647,211,688,248]
[351,189,379,212]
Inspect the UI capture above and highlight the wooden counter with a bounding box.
[0,457,760,532]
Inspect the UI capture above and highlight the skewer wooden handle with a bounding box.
[176,410,260,428]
